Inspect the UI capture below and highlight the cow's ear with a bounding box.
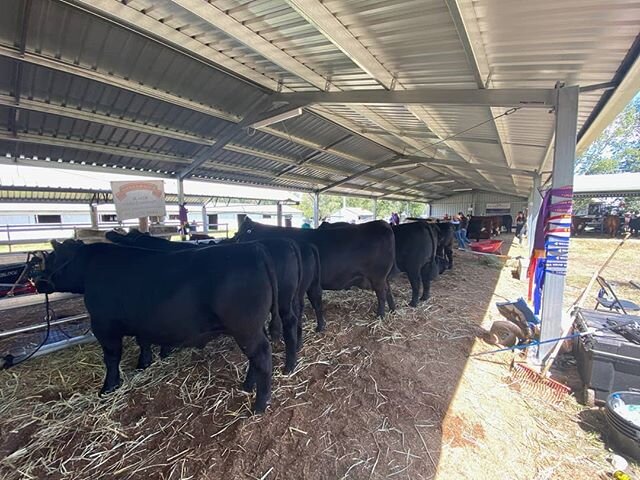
[51,240,61,250]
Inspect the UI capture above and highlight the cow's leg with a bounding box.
[282,308,298,374]
[446,247,454,269]
[135,337,153,370]
[296,294,305,349]
[238,333,272,414]
[419,263,433,302]
[406,269,421,307]
[98,336,123,395]
[373,281,387,318]
[307,283,325,332]
[159,345,173,359]
[386,280,396,312]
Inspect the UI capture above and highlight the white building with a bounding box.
[325,207,374,224]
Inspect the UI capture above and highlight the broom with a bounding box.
[513,233,631,401]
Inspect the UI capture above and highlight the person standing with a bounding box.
[178,203,189,240]
[458,212,470,248]
[515,211,526,244]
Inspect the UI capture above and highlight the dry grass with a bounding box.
[0,234,638,479]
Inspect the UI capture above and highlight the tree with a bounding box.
[299,194,427,223]
[575,93,640,175]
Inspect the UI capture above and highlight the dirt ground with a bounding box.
[0,234,638,479]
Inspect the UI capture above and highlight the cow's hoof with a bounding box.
[409,300,418,308]
[420,296,429,302]
[315,324,325,333]
[99,383,121,396]
[159,347,173,359]
[282,364,296,375]
[252,403,268,415]
[136,360,152,370]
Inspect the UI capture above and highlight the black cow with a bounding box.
[320,221,438,306]
[236,218,396,317]
[629,218,640,236]
[106,230,303,374]
[392,222,438,306]
[467,215,501,241]
[502,215,513,233]
[433,222,454,271]
[35,239,278,413]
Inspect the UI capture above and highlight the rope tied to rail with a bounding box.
[1,292,52,369]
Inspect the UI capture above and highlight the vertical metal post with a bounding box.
[527,174,542,257]
[342,196,347,209]
[89,204,99,229]
[177,178,185,205]
[537,86,579,363]
[6,225,11,253]
[177,178,186,240]
[201,205,208,232]
[312,192,320,228]
[276,202,283,227]
[372,198,378,220]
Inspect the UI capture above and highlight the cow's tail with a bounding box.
[428,224,440,280]
[291,241,304,307]
[258,244,281,340]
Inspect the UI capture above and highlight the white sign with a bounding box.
[111,180,166,221]
[485,202,511,210]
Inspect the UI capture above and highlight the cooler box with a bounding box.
[574,309,640,404]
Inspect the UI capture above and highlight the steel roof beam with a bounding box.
[57,0,442,200]
[0,45,238,123]
[271,88,556,108]
[0,94,214,146]
[444,0,517,191]
[283,0,522,194]
[0,132,192,165]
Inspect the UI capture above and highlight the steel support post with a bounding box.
[527,174,542,257]
[372,198,378,220]
[89,204,99,229]
[537,86,579,363]
[276,202,283,227]
[177,178,186,240]
[312,192,320,228]
[201,205,208,232]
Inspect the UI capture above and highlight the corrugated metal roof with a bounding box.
[0,0,636,201]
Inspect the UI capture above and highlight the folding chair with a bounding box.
[594,276,640,314]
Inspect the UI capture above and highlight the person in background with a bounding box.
[389,212,400,225]
[443,213,451,222]
[451,214,463,250]
[515,211,526,244]
[301,219,311,229]
[178,203,189,240]
[458,212,471,248]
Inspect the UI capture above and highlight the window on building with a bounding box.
[36,214,62,224]
[262,214,272,219]
[169,214,180,220]
[100,214,118,222]
[208,214,218,230]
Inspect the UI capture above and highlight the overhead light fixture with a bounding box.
[250,108,303,129]
[452,188,472,192]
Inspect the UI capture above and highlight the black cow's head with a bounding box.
[236,217,256,240]
[34,239,86,294]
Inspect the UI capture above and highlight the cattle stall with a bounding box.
[0,0,639,478]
